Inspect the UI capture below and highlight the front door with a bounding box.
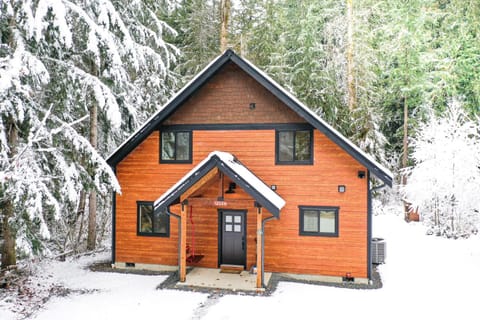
[220,210,246,267]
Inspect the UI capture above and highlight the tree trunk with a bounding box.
[402,95,408,181]
[1,120,18,268]
[74,190,86,252]
[1,199,16,268]
[220,0,231,52]
[86,101,98,251]
[346,0,356,111]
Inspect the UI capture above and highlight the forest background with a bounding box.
[1,0,479,267]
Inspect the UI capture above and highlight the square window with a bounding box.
[160,131,192,163]
[137,201,170,237]
[299,206,339,237]
[276,129,313,164]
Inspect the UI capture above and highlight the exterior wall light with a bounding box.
[358,170,366,179]
[338,185,346,193]
[249,102,256,110]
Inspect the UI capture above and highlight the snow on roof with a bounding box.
[215,151,286,210]
[154,151,285,215]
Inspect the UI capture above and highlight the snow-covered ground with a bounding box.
[1,213,479,320]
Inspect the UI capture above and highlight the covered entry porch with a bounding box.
[154,151,285,288]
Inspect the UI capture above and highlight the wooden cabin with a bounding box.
[107,50,392,288]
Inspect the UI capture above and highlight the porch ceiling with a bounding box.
[154,151,286,217]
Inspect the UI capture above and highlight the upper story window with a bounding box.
[160,131,192,163]
[276,129,313,164]
[299,206,339,237]
[137,201,170,237]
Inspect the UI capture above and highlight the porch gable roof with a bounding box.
[154,151,286,217]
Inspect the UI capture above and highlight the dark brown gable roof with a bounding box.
[107,49,393,187]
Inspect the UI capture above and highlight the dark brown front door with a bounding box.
[220,210,246,267]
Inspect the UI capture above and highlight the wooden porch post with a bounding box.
[180,201,187,282]
[256,206,263,288]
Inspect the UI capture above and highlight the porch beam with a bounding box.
[186,197,256,208]
[256,206,263,288]
[180,168,219,202]
[179,202,187,282]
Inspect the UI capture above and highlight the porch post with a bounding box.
[180,201,187,282]
[256,206,263,288]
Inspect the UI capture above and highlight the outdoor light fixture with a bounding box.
[338,185,346,193]
[270,184,277,191]
[358,170,366,179]
[249,102,256,110]
[225,182,236,194]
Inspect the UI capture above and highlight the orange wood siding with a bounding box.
[164,63,307,125]
[116,129,369,278]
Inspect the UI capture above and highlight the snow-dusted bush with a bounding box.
[401,100,480,238]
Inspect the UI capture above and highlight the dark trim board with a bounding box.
[111,169,116,264]
[159,123,312,132]
[107,49,392,186]
[367,171,372,281]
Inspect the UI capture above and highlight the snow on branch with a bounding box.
[401,99,480,237]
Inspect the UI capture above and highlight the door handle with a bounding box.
[242,237,245,250]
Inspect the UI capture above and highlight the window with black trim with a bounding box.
[276,129,313,164]
[137,201,170,236]
[299,206,339,237]
[160,131,192,163]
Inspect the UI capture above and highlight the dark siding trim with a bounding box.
[111,167,116,264]
[367,170,372,281]
[159,123,311,131]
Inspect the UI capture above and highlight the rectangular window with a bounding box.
[299,206,339,237]
[160,131,192,163]
[137,201,170,237]
[276,129,313,164]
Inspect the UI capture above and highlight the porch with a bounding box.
[176,267,272,292]
[154,151,286,288]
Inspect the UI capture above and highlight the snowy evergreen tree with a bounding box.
[401,100,480,237]
[0,0,178,265]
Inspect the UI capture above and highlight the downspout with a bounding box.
[261,215,277,287]
[111,166,117,266]
[166,206,181,280]
[367,171,387,282]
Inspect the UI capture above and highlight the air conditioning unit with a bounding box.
[372,237,386,264]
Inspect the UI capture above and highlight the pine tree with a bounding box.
[0,0,178,265]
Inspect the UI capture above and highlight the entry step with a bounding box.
[220,264,244,274]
